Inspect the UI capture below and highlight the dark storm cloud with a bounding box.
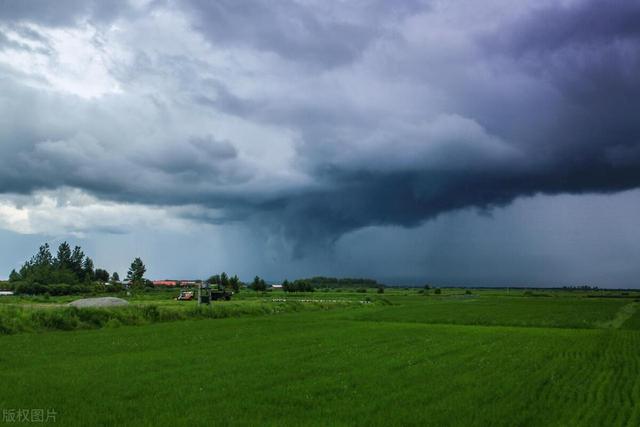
[182,0,429,67]
[494,1,640,54]
[232,0,640,247]
[1,0,640,251]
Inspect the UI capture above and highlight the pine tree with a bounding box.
[55,242,72,270]
[126,258,146,287]
[33,243,53,267]
[70,246,85,278]
[220,272,229,289]
[9,269,20,282]
[83,257,95,282]
[229,275,240,293]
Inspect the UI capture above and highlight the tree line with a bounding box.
[9,242,109,285]
[206,272,241,292]
[298,276,379,288]
[4,242,382,296]
[6,242,149,295]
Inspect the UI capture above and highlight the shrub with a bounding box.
[434,288,442,295]
[31,309,79,331]
[76,308,112,327]
[105,318,122,328]
[141,305,160,321]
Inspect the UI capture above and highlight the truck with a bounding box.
[210,287,232,301]
[176,290,194,301]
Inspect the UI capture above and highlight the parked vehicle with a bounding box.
[211,288,232,301]
[176,290,194,301]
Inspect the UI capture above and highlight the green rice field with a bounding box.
[0,290,639,426]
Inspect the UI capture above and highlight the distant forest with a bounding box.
[293,277,380,289]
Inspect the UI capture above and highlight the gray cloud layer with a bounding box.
[0,0,639,252]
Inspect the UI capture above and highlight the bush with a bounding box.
[76,308,112,327]
[434,288,442,295]
[31,309,79,331]
[105,318,122,328]
[141,305,160,321]
[377,287,385,294]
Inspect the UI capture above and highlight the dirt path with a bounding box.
[597,302,638,329]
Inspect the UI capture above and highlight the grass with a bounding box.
[621,303,640,329]
[0,299,364,334]
[342,296,629,329]
[1,291,639,425]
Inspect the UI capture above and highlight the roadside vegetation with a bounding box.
[0,297,371,335]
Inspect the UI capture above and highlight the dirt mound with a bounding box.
[68,297,129,308]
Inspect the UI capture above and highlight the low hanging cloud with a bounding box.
[0,0,639,250]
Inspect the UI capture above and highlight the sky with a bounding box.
[0,0,639,287]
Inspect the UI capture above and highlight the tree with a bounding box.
[126,257,146,287]
[94,268,109,283]
[251,276,267,292]
[207,275,221,286]
[110,272,120,283]
[220,272,229,289]
[70,246,85,278]
[83,257,95,282]
[9,269,20,282]
[34,243,54,267]
[55,242,72,270]
[229,275,240,293]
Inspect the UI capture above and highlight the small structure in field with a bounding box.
[68,297,129,308]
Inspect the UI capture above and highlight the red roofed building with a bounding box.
[152,280,201,287]
[152,280,179,287]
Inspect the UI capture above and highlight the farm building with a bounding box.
[152,280,201,287]
[152,280,179,287]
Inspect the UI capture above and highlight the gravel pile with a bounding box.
[68,297,129,308]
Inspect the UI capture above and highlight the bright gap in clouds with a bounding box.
[0,188,210,236]
[0,23,122,98]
